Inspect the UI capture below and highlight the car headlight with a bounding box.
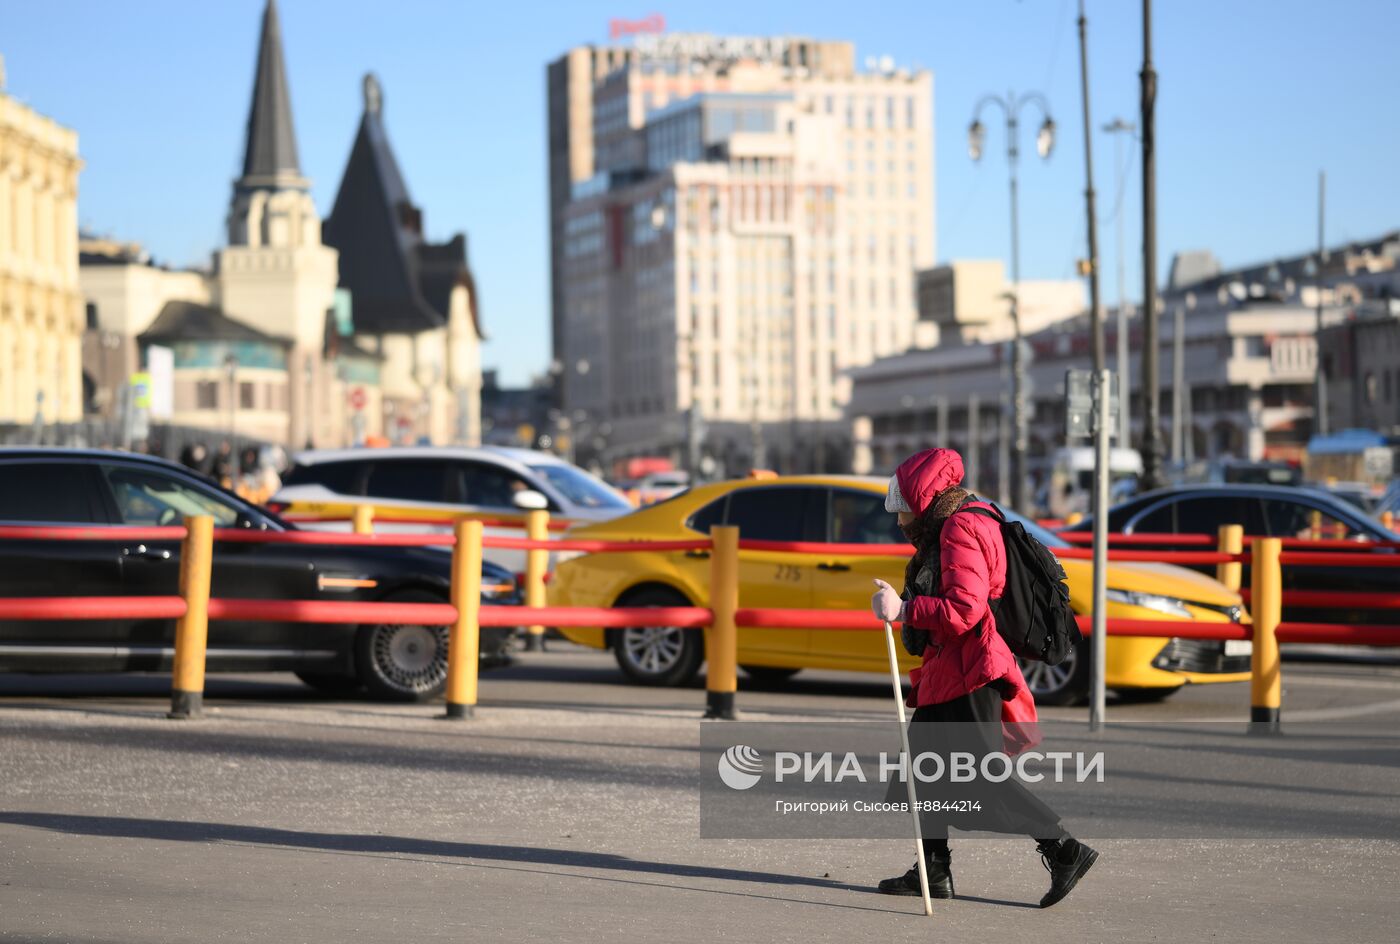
[1105,589,1193,618]
[552,550,584,566]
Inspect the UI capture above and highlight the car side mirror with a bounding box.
[512,489,549,511]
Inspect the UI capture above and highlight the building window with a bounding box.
[196,381,218,410]
[240,381,256,409]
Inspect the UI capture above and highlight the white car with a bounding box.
[271,446,634,572]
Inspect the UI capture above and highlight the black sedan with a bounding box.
[0,449,519,701]
[1061,484,1399,628]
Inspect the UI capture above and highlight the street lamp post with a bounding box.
[970,91,1055,512]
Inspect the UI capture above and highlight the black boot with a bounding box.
[876,853,954,898]
[1036,837,1098,908]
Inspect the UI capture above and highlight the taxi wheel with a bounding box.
[611,587,703,687]
[355,589,450,702]
[1017,636,1090,706]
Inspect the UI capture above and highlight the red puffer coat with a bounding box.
[895,449,1039,751]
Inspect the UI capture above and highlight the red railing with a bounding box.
[1057,530,1400,551]
[282,512,572,532]
[5,519,1400,726]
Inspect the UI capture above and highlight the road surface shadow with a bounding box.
[0,811,889,902]
[0,810,1045,913]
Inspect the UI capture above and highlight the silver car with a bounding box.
[272,447,634,572]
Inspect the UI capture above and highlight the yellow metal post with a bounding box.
[445,519,483,719]
[352,505,374,535]
[1249,537,1282,733]
[169,515,214,719]
[706,525,739,719]
[524,509,548,651]
[1216,524,1244,592]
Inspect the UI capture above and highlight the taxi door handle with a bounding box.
[685,549,711,559]
[816,561,850,572]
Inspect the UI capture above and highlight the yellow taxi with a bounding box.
[550,475,1251,705]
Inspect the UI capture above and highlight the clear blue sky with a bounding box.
[3,0,1396,385]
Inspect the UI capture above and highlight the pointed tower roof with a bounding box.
[238,0,304,188]
[325,74,483,338]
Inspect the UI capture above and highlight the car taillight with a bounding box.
[265,501,289,514]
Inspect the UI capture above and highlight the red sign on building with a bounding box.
[610,14,665,40]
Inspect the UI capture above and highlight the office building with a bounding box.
[548,34,933,473]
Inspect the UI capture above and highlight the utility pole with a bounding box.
[1139,0,1163,490]
[1103,117,1135,447]
[1079,0,1108,733]
[1314,170,1329,437]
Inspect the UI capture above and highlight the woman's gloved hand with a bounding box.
[871,579,905,622]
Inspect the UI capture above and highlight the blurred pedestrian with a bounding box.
[211,440,235,488]
[872,447,1097,908]
[179,442,209,475]
[235,445,282,505]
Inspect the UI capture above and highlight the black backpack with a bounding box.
[959,503,1082,665]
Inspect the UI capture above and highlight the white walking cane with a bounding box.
[883,619,933,917]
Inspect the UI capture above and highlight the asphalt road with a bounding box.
[2,645,1399,943]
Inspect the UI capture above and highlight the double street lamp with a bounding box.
[969,91,1056,512]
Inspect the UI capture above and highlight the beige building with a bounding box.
[550,35,934,473]
[78,1,482,451]
[914,259,1084,347]
[0,56,83,428]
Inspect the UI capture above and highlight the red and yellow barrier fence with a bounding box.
[3,513,1400,728]
[1057,530,1400,550]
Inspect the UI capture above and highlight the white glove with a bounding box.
[871,579,904,622]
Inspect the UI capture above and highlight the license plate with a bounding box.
[1224,639,1253,657]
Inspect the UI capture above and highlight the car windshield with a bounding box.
[527,464,632,510]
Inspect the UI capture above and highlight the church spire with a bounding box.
[237,0,303,188]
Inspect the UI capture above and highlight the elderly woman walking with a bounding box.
[870,447,1097,908]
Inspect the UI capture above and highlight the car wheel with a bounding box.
[294,671,363,696]
[611,587,704,687]
[355,589,450,702]
[741,665,802,685]
[1113,686,1182,703]
[1017,635,1090,706]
